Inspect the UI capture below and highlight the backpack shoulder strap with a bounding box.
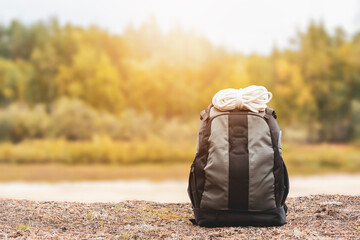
[264,107,286,208]
[264,107,277,120]
[264,107,280,146]
[200,103,213,121]
[189,103,213,208]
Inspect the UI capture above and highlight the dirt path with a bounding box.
[0,175,359,203]
[0,195,359,239]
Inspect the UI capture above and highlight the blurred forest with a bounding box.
[0,18,359,167]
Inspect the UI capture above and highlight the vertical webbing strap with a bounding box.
[228,114,249,210]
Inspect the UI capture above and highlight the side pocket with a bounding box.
[277,131,286,207]
[187,165,195,207]
[189,164,200,207]
[277,162,284,206]
[281,162,290,207]
[188,161,201,208]
[278,130,289,208]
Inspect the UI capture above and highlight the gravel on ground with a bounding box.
[0,195,359,239]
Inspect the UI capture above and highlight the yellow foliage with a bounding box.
[0,19,359,143]
[0,138,195,164]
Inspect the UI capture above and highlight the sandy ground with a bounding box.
[0,174,359,203]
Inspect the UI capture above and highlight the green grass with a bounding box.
[17,221,31,232]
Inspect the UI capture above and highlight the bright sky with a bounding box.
[1,0,360,55]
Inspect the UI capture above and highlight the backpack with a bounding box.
[188,104,289,227]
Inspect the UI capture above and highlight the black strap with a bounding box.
[283,203,288,214]
[189,218,197,225]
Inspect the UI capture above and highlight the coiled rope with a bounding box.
[212,85,272,113]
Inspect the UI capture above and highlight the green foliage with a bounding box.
[0,99,197,142]
[0,19,359,142]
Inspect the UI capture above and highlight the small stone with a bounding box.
[320,202,342,206]
[327,210,338,216]
[315,207,327,213]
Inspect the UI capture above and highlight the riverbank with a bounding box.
[0,174,359,203]
[0,195,358,239]
[0,161,359,183]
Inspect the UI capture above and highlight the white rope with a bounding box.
[212,85,272,113]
